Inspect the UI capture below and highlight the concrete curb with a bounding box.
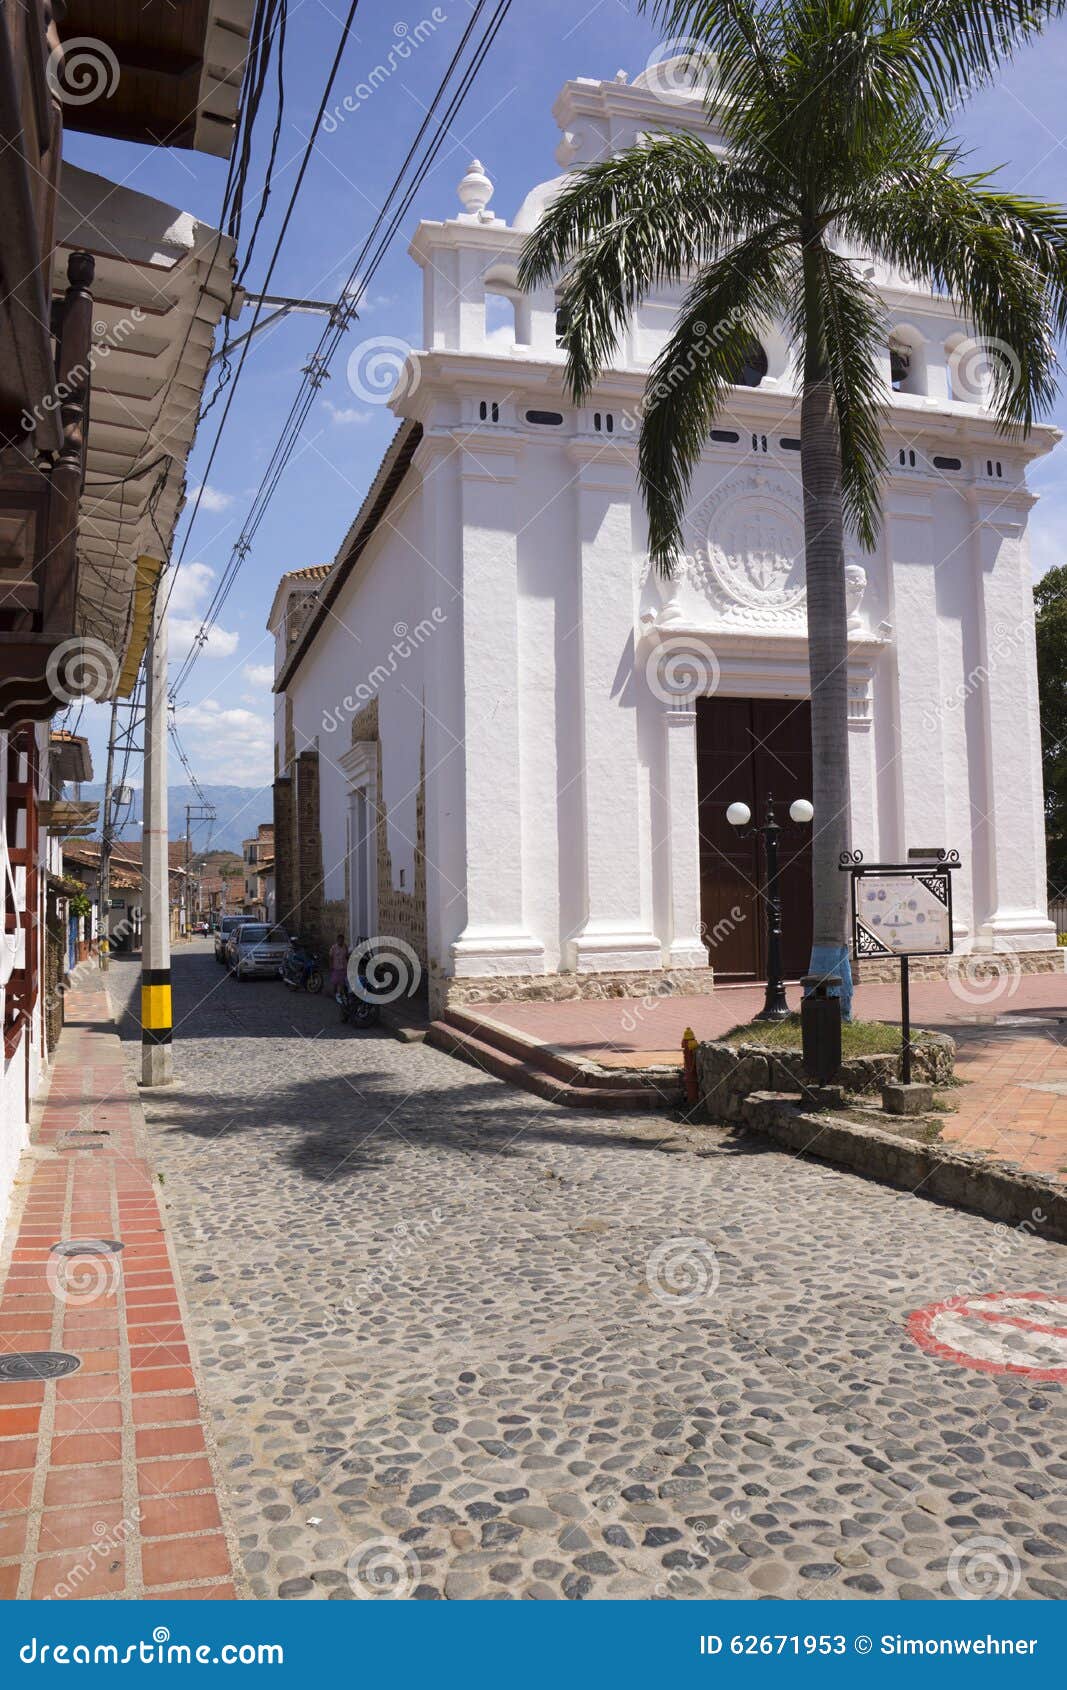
[740,1090,1067,1243]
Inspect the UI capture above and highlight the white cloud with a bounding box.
[169,618,239,662]
[165,561,239,660]
[243,661,275,688]
[176,699,274,785]
[190,483,233,513]
[167,560,214,616]
[324,400,374,426]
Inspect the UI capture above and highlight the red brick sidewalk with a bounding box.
[476,969,1067,1183]
[0,974,236,1600]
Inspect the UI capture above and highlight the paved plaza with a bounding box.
[79,943,1067,1601]
[481,970,1067,1182]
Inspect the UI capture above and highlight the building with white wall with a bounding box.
[270,64,1061,1014]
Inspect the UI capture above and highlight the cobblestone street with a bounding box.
[108,944,1067,1602]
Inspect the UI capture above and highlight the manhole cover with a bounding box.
[50,1238,124,1257]
[0,1351,81,1383]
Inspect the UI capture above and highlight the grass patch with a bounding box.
[721,1013,938,1057]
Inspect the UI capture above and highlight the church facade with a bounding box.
[270,66,1061,1013]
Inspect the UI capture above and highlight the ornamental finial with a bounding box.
[457,159,494,220]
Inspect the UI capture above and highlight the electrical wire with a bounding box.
[168,0,514,697]
[160,0,366,631]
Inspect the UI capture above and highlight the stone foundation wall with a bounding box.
[431,964,717,1017]
[854,947,1064,984]
[697,1033,956,1124]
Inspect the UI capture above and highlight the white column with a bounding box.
[569,446,661,972]
[451,438,545,977]
[885,489,950,859]
[418,438,467,978]
[846,669,876,854]
[969,493,1055,949]
[663,701,707,970]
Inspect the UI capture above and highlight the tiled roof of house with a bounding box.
[62,839,188,874]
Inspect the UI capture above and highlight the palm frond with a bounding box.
[518,137,782,401]
[639,0,786,119]
[894,0,1067,116]
[638,230,794,574]
[842,157,1064,427]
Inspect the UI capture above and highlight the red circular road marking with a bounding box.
[908,1291,1067,1381]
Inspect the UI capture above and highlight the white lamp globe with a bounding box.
[726,801,751,828]
[789,798,814,824]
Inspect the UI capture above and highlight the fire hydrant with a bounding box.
[681,1026,699,1107]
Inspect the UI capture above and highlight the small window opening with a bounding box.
[732,342,768,388]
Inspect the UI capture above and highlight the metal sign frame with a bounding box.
[842,851,958,961]
[839,849,960,1086]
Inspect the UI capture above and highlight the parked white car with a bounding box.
[229,923,289,981]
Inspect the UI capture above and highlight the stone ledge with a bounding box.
[854,947,1065,984]
[740,1091,1067,1242]
[434,964,716,1014]
[696,1033,955,1123]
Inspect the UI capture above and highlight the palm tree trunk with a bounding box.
[800,252,853,1012]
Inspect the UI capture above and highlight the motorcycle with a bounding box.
[336,936,381,1029]
[281,938,324,994]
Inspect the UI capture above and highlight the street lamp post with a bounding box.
[727,792,814,1022]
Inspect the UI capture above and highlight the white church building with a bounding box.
[269,65,1060,1013]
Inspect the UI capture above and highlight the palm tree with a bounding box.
[518,0,1067,1010]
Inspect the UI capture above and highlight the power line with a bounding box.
[168,0,514,699]
[160,0,366,632]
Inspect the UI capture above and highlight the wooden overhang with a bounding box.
[58,0,256,158]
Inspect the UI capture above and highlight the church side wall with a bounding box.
[279,473,434,971]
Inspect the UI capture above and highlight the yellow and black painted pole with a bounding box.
[141,967,172,1050]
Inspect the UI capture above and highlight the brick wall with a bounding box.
[272,775,294,930]
[349,703,427,975]
[293,748,325,951]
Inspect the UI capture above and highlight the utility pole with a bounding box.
[97,699,118,972]
[183,803,215,929]
[141,578,172,1084]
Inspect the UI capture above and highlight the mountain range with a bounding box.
[80,785,273,856]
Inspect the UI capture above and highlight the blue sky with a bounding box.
[64,1,1067,798]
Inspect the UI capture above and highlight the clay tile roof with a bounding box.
[265,564,331,634]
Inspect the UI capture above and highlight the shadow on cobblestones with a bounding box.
[134,1074,771,1183]
[100,948,1067,1603]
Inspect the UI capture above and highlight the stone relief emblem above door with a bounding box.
[648,468,867,634]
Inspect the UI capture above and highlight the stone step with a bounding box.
[440,1006,676,1092]
[425,1020,680,1111]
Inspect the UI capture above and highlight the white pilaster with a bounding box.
[569,446,661,972]
[451,437,545,977]
[886,489,950,856]
[663,701,708,970]
[969,493,1055,949]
